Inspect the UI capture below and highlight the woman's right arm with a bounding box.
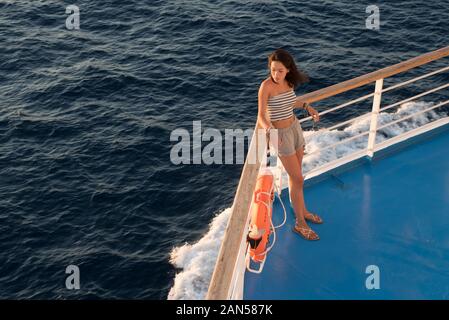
[257,82,273,130]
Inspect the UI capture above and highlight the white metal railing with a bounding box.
[298,64,449,130]
[297,64,449,176]
[304,82,449,143]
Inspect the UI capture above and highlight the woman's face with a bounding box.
[270,61,289,84]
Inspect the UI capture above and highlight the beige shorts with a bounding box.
[270,117,306,157]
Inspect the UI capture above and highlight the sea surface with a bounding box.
[0,0,448,299]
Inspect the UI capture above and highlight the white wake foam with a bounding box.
[167,208,231,300]
[167,100,447,300]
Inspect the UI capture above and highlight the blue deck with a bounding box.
[244,127,449,299]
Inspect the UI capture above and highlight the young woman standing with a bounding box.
[258,48,323,240]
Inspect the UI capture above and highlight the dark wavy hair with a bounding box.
[267,48,309,89]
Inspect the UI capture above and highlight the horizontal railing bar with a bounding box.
[297,46,449,104]
[305,98,449,157]
[376,99,449,131]
[304,82,449,141]
[298,91,375,124]
[382,65,449,94]
[373,116,449,153]
[300,66,449,141]
[299,65,449,125]
[303,112,371,142]
[305,130,369,157]
[379,83,449,113]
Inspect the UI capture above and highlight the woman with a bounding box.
[257,48,322,241]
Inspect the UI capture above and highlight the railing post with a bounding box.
[367,78,383,159]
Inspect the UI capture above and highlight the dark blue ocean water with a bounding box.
[0,0,447,299]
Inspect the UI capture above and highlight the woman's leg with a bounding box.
[278,150,318,240]
[296,146,323,223]
[295,146,309,216]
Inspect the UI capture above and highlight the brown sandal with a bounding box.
[292,224,320,241]
[305,213,323,224]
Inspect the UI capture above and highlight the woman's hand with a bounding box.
[257,115,273,131]
[306,104,320,122]
[265,123,274,131]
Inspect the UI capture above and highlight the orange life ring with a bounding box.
[247,168,275,263]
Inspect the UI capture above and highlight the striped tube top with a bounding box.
[267,90,296,121]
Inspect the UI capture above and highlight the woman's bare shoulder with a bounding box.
[259,78,274,94]
[262,77,274,86]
